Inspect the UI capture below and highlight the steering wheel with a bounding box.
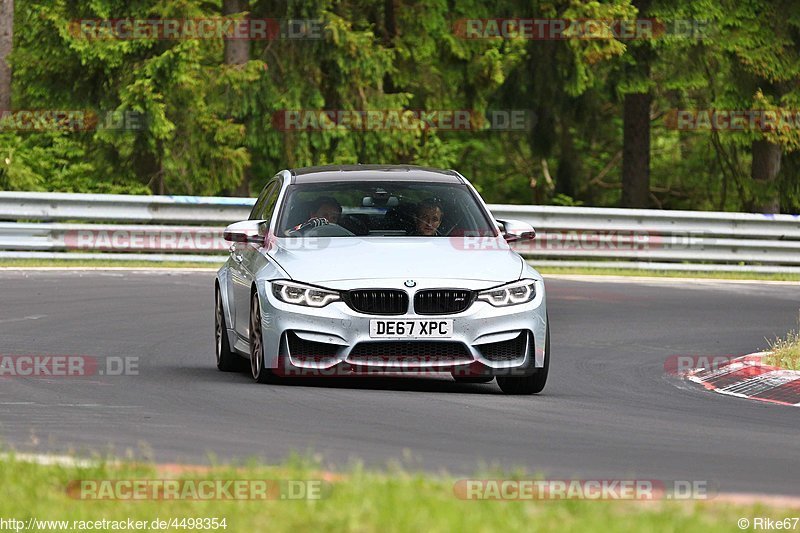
[303,224,355,237]
[441,211,466,236]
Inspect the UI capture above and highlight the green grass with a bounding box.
[538,266,800,282]
[764,320,800,370]
[1,453,797,532]
[0,258,220,269]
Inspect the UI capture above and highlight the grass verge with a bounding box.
[0,258,220,269]
[538,266,800,282]
[764,322,800,370]
[1,453,798,532]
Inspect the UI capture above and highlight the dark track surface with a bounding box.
[1,270,798,495]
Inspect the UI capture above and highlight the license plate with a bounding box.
[369,319,453,338]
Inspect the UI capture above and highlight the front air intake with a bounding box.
[344,289,409,315]
[414,289,474,315]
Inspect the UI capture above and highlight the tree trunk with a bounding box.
[556,118,578,199]
[621,0,652,209]
[0,0,13,111]
[223,0,249,65]
[224,0,250,196]
[621,92,651,208]
[382,0,397,93]
[751,139,781,213]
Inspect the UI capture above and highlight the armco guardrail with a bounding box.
[0,191,798,271]
[489,205,800,266]
[0,191,253,224]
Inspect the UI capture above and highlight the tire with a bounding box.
[215,287,242,372]
[452,375,494,384]
[249,290,272,383]
[496,318,549,395]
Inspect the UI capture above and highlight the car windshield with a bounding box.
[276,181,497,238]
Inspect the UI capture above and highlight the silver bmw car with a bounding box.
[214,165,549,394]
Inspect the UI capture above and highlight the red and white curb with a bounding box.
[685,352,800,406]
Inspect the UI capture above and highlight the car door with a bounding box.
[241,179,284,321]
[231,179,280,340]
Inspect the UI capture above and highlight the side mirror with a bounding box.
[223,220,267,244]
[496,219,536,242]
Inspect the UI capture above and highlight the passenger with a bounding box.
[413,200,443,236]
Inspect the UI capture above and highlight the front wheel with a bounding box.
[249,291,272,383]
[496,319,549,395]
[215,287,241,372]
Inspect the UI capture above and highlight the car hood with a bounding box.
[267,237,524,284]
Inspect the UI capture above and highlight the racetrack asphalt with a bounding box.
[0,270,798,495]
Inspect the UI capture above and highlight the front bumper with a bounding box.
[256,277,547,377]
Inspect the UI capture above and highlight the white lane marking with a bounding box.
[0,267,795,284]
[0,267,216,272]
[714,492,800,508]
[52,403,140,408]
[0,315,46,324]
[0,401,141,409]
[0,452,104,468]
[687,363,748,383]
[544,274,800,286]
[720,372,794,396]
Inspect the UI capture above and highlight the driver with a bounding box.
[413,200,443,236]
[308,196,342,225]
[286,196,342,235]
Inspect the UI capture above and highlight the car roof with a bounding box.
[288,165,463,184]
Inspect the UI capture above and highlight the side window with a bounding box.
[249,180,278,221]
[261,181,282,223]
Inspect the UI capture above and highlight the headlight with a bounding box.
[270,280,340,308]
[477,279,536,307]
